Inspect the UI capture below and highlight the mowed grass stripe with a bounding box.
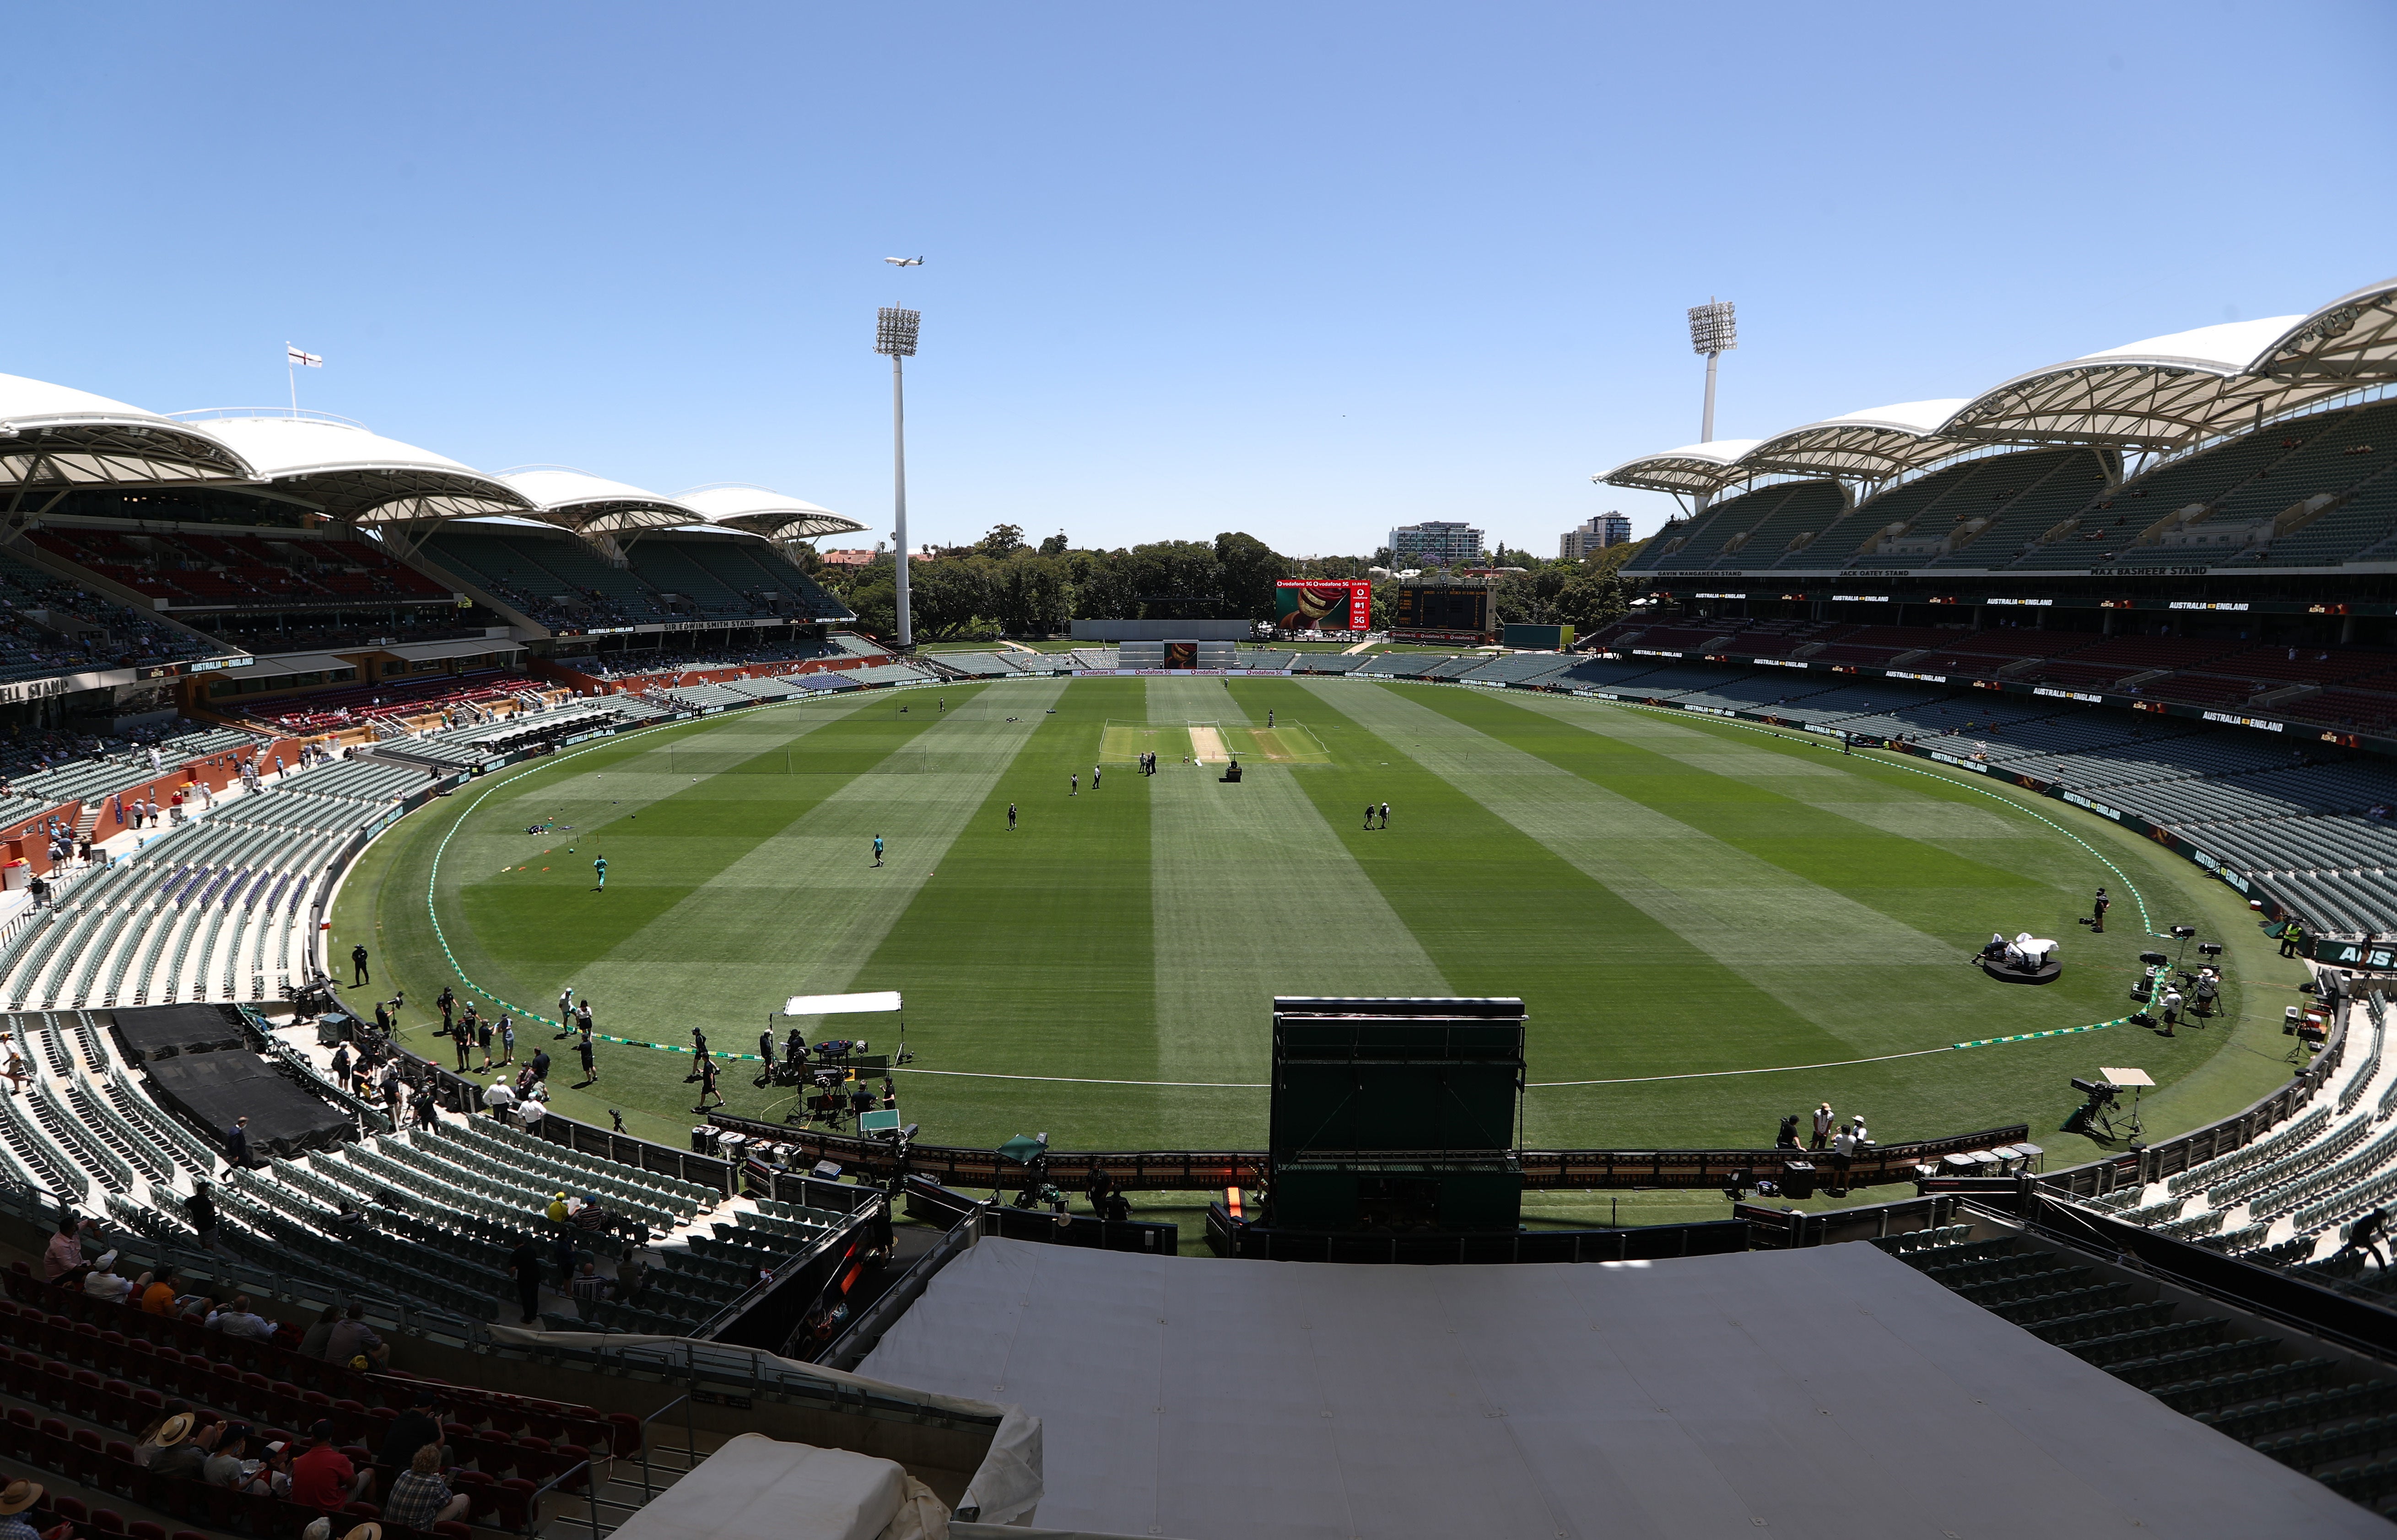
[856,678,1165,1150]
[1412,689,2161,1039]
[1231,680,1863,1124]
[554,678,1073,1109]
[436,691,920,1017]
[1144,678,1447,1117]
[1339,684,2153,1054]
[1500,689,2103,895]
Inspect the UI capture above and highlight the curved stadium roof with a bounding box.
[177,411,532,523]
[0,374,254,490]
[1740,399,1974,481]
[499,468,701,535]
[1600,276,2397,495]
[1598,438,1764,496]
[675,484,867,541]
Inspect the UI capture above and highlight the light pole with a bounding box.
[1686,297,1737,513]
[875,305,921,649]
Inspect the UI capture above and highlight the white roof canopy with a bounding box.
[1740,399,1973,481]
[1939,317,2314,448]
[501,467,702,535]
[677,484,867,542]
[2251,275,2397,385]
[783,991,902,1016]
[1599,276,2397,486]
[183,412,532,523]
[0,374,254,490]
[1598,438,1765,495]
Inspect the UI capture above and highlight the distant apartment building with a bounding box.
[1388,521,1485,567]
[1560,512,1633,560]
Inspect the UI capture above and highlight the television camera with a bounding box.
[2062,1067,2151,1142]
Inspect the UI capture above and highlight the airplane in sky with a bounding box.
[884,256,924,267]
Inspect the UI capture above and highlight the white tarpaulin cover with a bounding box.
[786,991,904,1016]
[608,1432,947,1540]
[480,1328,1041,1526]
[861,1237,2386,1540]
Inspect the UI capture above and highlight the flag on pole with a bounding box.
[286,345,323,367]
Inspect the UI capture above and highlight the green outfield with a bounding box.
[332,677,2303,1172]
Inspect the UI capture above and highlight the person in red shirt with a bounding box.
[286,1422,373,1511]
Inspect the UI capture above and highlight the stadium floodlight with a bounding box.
[1687,299,1738,357]
[875,304,923,646]
[1686,297,1737,512]
[875,306,920,358]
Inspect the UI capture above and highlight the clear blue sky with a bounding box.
[10,3,2392,556]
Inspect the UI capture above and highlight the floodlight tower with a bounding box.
[1687,297,1737,512]
[875,305,922,649]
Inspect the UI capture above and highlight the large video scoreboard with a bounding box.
[1393,582,1490,640]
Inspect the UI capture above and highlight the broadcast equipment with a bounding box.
[2139,951,2170,967]
[2199,942,2224,959]
[2171,926,2197,938]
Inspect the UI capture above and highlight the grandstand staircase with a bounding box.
[1880,1220,2397,1520]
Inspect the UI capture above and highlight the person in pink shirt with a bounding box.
[41,1219,88,1281]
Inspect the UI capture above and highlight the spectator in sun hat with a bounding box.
[0,1478,46,1540]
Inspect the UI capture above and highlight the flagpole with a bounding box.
[287,345,298,417]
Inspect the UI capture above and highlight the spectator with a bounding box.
[569,1258,613,1319]
[208,1294,275,1341]
[149,1414,209,1480]
[376,1390,447,1472]
[298,1304,341,1361]
[288,1420,374,1511]
[132,1401,193,1467]
[485,1078,518,1124]
[81,1251,135,1303]
[224,1116,251,1168]
[185,1180,221,1252]
[204,1424,254,1487]
[325,1303,389,1369]
[241,1439,294,1499]
[382,1443,471,1529]
[40,1219,85,1281]
[572,1194,610,1234]
[0,1480,44,1540]
[508,1232,543,1326]
[140,1269,183,1315]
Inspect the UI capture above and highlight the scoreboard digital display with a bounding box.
[1393,585,1490,636]
[1276,579,1371,632]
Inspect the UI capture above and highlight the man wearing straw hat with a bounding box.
[0,1479,45,1540]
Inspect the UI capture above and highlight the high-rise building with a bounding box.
[1560,512,1633,560]
[1388,521,1485,567]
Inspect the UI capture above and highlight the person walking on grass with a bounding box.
[577,999,593,1040]
[454,1005,476,1072]
[576,1022,597,1085]
[556,985,575,1038]
[1007,802,1017,831]
[1380,802,1390,829]
[499,1015,516,1067]
[2091,886,2109,933]
[594,855,607,892]
[1092,765,1101,790]
[479,1012,499,1072]
[351,942,370,987]
[1070,773,1078,796]
[873,834,884,867]
[1364,803,1374,830]
[694,1051,723,1111]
